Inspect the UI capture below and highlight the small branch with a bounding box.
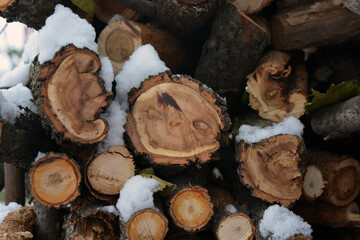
[112,0,157,18]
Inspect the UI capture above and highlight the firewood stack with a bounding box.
[0,0,360,239]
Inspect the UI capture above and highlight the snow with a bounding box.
[100,57,114,92]
[108,14,124,24]
[235,116,304,144]
[225,204,237,214]
[0,202,22,224]
[98,205,119,215]
[0,63,30,88]
[259,205,312,240]
[116,175,160,222]
[212,167,223,181]
[34,152,46,163]
[37,4,97,64]
[21,31,39,64]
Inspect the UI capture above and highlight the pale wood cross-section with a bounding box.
[231,0,273,14]
[0,0,15,11]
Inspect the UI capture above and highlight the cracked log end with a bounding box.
[303,165,325,200]
[236,135,305,207]
[170,186,213,231]
[125,209,168,240]
[125,71,230,166]
[85,146,135,202]
[247,51,307,122]
[29,152,81,208]
[35,45,112,144]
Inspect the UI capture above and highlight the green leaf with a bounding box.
[305,81,360,112]
[138,168,175,195]
[71,0,96,17]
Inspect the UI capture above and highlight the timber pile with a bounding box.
[0,0,360,239]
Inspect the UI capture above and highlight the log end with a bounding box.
[215,213,255,240]
[303,165,325,200]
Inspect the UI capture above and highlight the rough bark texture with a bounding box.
[236,135,305,207]
[29,152,81,208]
[0,206,35,240]
[30,45,113,145]
[271,0,360,50]
[4,164,24,205]
[344,0,360,15]
[195,0,268,93]
[304,150,360,206]
[84,146,135,203]
[311,95,360,140]
[98,20,193,75]
[34,201,63,240]
[247,51,308,122]
[125,71,230,168]
[0,0,71,29]
[95,0,141,23]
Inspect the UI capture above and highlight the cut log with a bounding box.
[0,206,35,240]
[271,0,360,50]
[293,200,360,228]
[125,71,230,167]
[246,51,308,122]
[208,186,255,240]
[112,0,218,43]
[303,150,360,206]
[30,45,113,144]
[195,0,268,93]
[85,146,135,202]
[98,20,192,75]
[120,208,168,240]
[236,135,305,207]
[311,95,360,140]
[230,0,273,14]
[344,0,360,15]
[95,0,141,23]
[29,152,81,208]
[34,201,63,240]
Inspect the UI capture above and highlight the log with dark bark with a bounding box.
[95,0,141,24]
[0,206,35,240]
[125,71,230,168]
[195,0,268,93]
[271,0,360,50]
[230,0,273,14]
[98,20,193,75]
[311,95,360,140]
[303,150,360,206]
[236,135,305,207]
[113,0,218,43]
[34,201,63,240]
[29,152,81,208]
[30,45,113,144]
[85,146,135,202]
[247,51,308,122]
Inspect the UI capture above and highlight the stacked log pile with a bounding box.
[0,0,360,239]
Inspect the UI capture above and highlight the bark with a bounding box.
[271,0,360,50]
[275,0,315,9]
[311,95,360,140]
[125,71,230,168]
[343,0,360,15]
[98,20,194,75]
[195,0,268,93]
[236,135,305,207]
[230,0,273,14]
[0,0,71,29]
[4,164,24,205]
[29,152,81,208]
[0,206,35,240]
[95,0,141,23]
[30,45,113,145]
[84,146,135,203]
[112,0,218,44]
[247,51,308,122]
[34,201,63,240]
[303,150,360,206]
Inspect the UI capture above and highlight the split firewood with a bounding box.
[303,150,360,206]
[84,146,135,202]
[125,71,230,167]
[271,0,360,50]
[29,152,81,208]
[230,0,273,14]
[195,0,268,93]
[344,0,360,15]
[95,0,141,23]
[208,186,255,240]
[112,0,218,43]
[30,45,113,144]
[34,201,63,240]
[98,20,192,75]
[246,51,308,122]
[311,95,360,140]
[0,206,35,240]
[236,135,305,207]
[293,200,360,228]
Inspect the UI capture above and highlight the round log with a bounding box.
[231,0,273,14]
[303,165,325,200]
[125,71,230,167]
[29,152,81,208]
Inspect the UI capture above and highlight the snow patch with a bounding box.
[212,167,223,181]
[0,202,22,224]
[34,152,46,163]
[98,205,119,215]
[225,204,237,214]
[100,56,114,92]
[22,31,39,64]
[259,205,312,240]
[0,63,30,88]
[108,14,124,24]
[236,116,304,144]
[116,175,160,222]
